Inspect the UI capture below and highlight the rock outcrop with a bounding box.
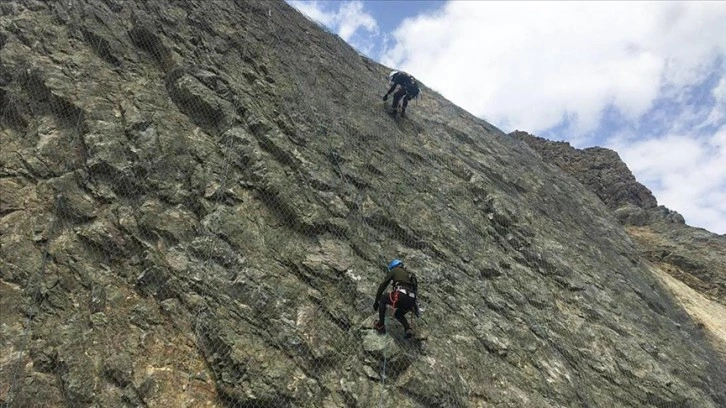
[510,132,660,213]
[1,1,724,407]
[513,131,726,308]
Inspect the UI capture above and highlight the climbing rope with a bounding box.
[266,6,403,406]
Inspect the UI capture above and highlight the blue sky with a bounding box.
[288,1,726,235]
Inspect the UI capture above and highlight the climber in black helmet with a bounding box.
[383,71,420,118]
[373,259,420,338]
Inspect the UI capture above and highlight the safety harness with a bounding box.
[389,272,417,310]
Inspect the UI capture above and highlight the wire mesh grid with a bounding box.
[1,1,724,408]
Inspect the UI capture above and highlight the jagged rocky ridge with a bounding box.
[1,1,725,407]
[512,131,726,306]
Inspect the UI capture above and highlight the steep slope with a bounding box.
[1,1,724,407]
[649,264,726,358]
[509,133,661,213]
[512,131,726,306]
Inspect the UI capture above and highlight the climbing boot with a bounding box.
[374,321,386,334]
[404,329,414,339]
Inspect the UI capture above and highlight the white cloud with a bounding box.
[706,76,726,127]
[608,128,726,234]
[288,1,378,53]
[336,2,377,42]
[288,0,335,27]
[381,1,726,136]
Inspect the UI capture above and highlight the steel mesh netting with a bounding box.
[0,1,462,406]
[1,1,724,408]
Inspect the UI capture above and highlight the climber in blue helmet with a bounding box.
[373,259,420,338]
[382,71,420,118]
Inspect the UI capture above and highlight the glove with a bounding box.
[373,300,379,311]
[382,94,388,101]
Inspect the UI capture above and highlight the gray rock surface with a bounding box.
[511,132,659,212]
[1,1,724,407]
[513,131,726,306]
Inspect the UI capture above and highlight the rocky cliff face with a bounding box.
[512,131,726,307]
[1,1,725,407]
[509,133,660,213]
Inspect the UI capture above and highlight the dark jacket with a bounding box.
[405,82,420,99]
[390,71,413,87]
[375,267,417,304]
[387,72,420,100]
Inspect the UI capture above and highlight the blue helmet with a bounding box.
[387,259,403,271]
